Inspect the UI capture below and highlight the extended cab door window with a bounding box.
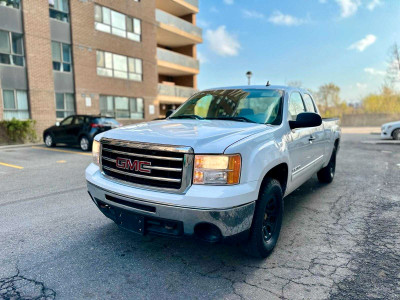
[302,94,317,113]
[288,92,306,121]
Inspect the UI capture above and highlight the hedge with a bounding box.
[0,119,37,145]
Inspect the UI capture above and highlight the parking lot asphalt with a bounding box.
[0,134,399,300]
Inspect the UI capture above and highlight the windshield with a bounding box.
[93,117,120,125]
[170,89,284,125]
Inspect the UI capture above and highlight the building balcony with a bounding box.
[157,47,199,76]
[157,83,197,103]
[0,4,23,33]
[156,9,202,47]
[156,0,199,17]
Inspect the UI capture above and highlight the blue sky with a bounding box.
[196,0,400,103]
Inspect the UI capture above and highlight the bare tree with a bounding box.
[386,43,400,88]
[315,83,341,115]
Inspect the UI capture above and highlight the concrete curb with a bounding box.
[0,143,44,150]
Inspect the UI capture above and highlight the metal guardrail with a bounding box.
[158,84,197,99]
[157,47,199,70]
[156,9,202,39]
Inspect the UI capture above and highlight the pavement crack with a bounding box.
[0,268,56,300]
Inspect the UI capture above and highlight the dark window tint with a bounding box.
[60,116,74,126]
[303,94,317,113]
[288,92,305,121]
[74,116,85,125]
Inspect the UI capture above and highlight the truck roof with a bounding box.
[204,85,311,94]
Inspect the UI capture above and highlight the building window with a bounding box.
[0,30,24,66]
[49,0,69,22]
[0,0,20,9]
[55,93,75,118]
[96,50,142,81]
[51,41,72,72]
[94,5,141,42]
[2,90,29,120]
[100,95,144,119]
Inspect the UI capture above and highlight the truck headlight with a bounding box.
[92,140,100,166]
[193,154,241,185]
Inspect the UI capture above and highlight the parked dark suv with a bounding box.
[43,115,121,151]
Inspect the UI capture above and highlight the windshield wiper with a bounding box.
[170,114,204,120]
[207,116,256,123]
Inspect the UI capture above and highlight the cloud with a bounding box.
[364,68,386,76]
[348,34,376,52]
[197,19,210,28]
[197,52,208,64]
[356,82,367,89]
[268,11,306,26]
[367,0,382,11]
[242,9,265,19]
[223,0,234,4]
[210,6,218,13]
[205,26,240,57]
[336,0,361,18]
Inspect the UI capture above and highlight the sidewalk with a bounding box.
[0,143,44,150]
[342,127,380,134]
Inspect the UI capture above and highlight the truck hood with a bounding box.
[98,119,270,153]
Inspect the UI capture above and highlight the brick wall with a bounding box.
[70,0,158,122]
[22,0,56,135]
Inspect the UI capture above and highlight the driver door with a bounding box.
[287,92,316,186]
[53,116,74,143]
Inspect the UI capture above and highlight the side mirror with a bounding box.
[166,109,175,118]
[56,121,60,126]
[289,112,322,129]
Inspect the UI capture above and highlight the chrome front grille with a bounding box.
[100,138,194,193]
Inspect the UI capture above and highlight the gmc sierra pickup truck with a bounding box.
[86,85,341,258]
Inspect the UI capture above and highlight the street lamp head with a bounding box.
[246,71,253,85]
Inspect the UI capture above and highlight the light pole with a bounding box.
[246,71,253,85]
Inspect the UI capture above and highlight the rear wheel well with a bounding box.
[334,138,340,149]
[78,134,89,142]
[260,163,288,196]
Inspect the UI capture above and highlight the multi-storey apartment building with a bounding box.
[0,0,201,134]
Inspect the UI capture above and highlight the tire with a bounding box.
[79,136,91,151]
[317,148,337,183]
[44,134,56,147]
[392,129,400,140]
[244,178,284,258]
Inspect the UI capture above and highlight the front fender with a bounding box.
[224,127,290,192]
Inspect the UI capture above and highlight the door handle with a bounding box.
[309,135,316,142]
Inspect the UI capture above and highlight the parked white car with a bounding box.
[381,121,400,140]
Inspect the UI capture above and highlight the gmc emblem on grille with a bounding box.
[115,157,151,174]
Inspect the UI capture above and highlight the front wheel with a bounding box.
[79,136,91,151]
[317,148,337,183]
[393,129,400,140]
[44,134,55,147]
[245,178,284,258]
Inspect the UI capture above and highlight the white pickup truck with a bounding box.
[86,85,341,258]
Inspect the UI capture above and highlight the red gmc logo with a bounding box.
[115,157,151,174]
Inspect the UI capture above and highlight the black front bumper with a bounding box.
[94,197,184,237]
